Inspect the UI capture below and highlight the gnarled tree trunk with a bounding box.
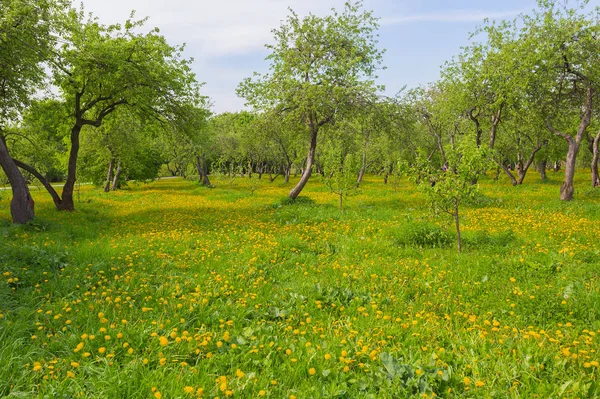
[489,105,503,150]
[104,158,114,192]
[453,199,461,253]
[283,163,291,183]
[0,136,34,224]
[516,142,544,185]
[57,123,83,210]
[196,155,211,187]
[111,162,121,191]
[591,130,600,187]
[538,160,547,182]
[546,87,593,201]
[289,129,317,200]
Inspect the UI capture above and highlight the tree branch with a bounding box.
[12,158,62,204]
[546,116,572,144]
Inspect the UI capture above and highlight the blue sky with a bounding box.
[76,0,598,113]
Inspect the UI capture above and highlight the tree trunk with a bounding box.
[591,130,600,187]
[384,172,389,185]
[553,161,561,172]
[339,193,343,214]
[357,150,367,185]
[454,200,461,253]
[196,155,211,186]
[289,129,317,200]
[284,164,291,183]
[104,158,114,192]
[546,87,593,201]
[496,160,518,186]
[560,141,579,200]
[538,160,547,182]
[489,105,503,150]
[357,131,370,185]
[111,162,121,191]
[201,156,211,187]
[58,124,83,211]
[357,167,366,185]
[12,158,62,208]
[195,156,204,183]
[0,136,34,224]
[468,108,482,148]
[516,143,543,185]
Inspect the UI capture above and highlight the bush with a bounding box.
[275,196,316,207]
[395,222,452,249]
[463,229,517,249]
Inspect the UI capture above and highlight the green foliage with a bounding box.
[238,1,384,197]
[394,222,453,249]
[275,196,316,207]
[389,160,408,192]
[212,162,241,188]
[410,138,489,252]
[462,229,517,249]
[412,139,489,217]
[0,0,67,124]
[237,1,384,115]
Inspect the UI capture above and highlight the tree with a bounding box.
[0,0,66,223]
[321,143,360,214]
[238,1,384,200]
[77,110,165,190]
[174,105,213,186]
[211,111,256,182]
[14,8,204,211]
[411,139,488,253]
[520,1,600,200]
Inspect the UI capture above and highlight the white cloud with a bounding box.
[381,9,523,25]
[74,0,352,111]
[76,0,348,57]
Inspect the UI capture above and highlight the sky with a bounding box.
[74,0,596,114]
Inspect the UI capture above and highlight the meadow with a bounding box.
[0,172,599,398]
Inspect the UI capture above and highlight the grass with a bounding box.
[0,172,599,398]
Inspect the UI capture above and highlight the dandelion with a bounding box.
[74,342,84,353]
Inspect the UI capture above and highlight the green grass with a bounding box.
[0,172,599,398]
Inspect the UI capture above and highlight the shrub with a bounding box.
[395,222,452,249]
